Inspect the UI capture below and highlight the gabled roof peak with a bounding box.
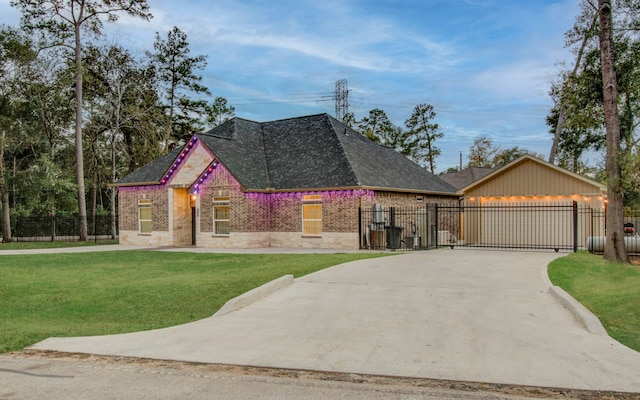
[117,113,457,195]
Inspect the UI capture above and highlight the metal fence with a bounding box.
[359,202,609,253]
[6,215,118,242]
[437,202,593,252]
[359,205,439,251]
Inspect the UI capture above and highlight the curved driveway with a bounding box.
[31,249,640,392]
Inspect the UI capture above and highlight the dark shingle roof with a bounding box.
[117,113,457,195]
[329,116,456,193]
[116,146,184,185]
[440,166,496,190]
[198,118,269,189]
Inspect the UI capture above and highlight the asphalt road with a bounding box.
[2,354,634,400]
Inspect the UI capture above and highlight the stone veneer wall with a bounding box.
[268,232,359,249]
[171,188,192,247]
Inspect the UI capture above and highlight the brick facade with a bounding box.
[368,191,459,209]
[118,186,169,232]
[118,165,458,249]
[118,186,173,246]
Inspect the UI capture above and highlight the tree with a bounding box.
[357,108,392,143]
[598,0,629,263]
[204,97,235,129]
[404,103,443,173]
[467,135,497,168]
[493,146,541,166]
[148,26,209,148]
[0,25,39,242]
[0,126,7,242]
[20,153,76,218]
[84,43,157,238]
[467,135,541,168]
[547,98,605,174]
[11,0,152,241]
[549,2,600,164]
[342,112,356,128]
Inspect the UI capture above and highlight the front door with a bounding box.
[191,206,196,246]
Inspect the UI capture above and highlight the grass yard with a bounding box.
[548,251,640,352]
[0,250,388,353]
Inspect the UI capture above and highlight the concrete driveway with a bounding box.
[30,249,640,392]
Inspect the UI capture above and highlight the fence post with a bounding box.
[434,204,439,248]
[572,201,578,252]
[358,207,362,249]
[389,206,396,250]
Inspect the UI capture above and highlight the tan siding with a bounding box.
[466,159,603,198]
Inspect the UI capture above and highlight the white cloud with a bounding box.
[468,61,560,102]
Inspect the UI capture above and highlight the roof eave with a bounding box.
[239,185,457,196]
[361,186,458,196]
[241,185,365,193]
[110,181,161,188]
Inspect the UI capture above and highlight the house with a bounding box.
[440,166,496,190]
[114,113,458,250]
[458,155,607,207]
[453,155,607,249]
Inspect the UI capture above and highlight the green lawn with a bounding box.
[0,251,388,353]
[548,252,640,352]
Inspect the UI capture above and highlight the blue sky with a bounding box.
[0,0,582,172]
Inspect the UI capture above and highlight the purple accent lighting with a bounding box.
[245,189,373,203]
[188,158,233,195]
[160,136,199,185]
[118,185,162,193]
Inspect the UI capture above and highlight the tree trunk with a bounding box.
[598,0,629,263]
[0,130,11,242]
[111,131,117,240]
[91,180,97,240]
[75,25,88,241]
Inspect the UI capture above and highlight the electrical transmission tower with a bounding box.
[334,79,349,121]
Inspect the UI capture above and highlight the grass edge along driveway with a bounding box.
[548,251,640,352]
[0,251,389,353]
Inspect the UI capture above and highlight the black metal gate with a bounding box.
[436,202,580,252]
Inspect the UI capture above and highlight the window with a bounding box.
[302,195,322,236]
[138,199,152,234]
[213,196,230,235]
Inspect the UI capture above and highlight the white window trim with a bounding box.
[138,199,152,235]
[301,195,322,237]
[212,196,230,236]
